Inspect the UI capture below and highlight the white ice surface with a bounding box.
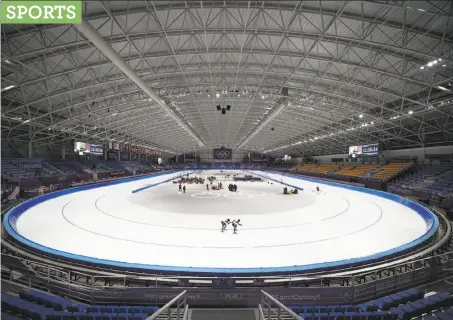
[15,170,429,269]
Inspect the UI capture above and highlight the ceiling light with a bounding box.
[359,114,363,118]
[261,95,265,99]
[439,58,442,61]
[433,60,438,64]
[23,119,30,123]
[428,62,433,67]
[420,66,425,70]
[1,85,16,92]
[216,93,220,98]
[442,64,446,67]
[437,86,450,92]
[148,98,152,102]
[408,110,414,115]
[5,60,12,64]
[112,112,119,116]
[310,107,314,110]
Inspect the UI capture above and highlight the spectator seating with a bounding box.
[335,164,379,177]
[50,161,90,174]
[121,161,152,172]
[389,162,453,197]
[289,289,452,320]
[298,164,317,172]
[2,290,159,320]
[81,160,113,173]
[312,164,339,174]
[371,162,411,181]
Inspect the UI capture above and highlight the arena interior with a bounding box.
[1,1,453,320]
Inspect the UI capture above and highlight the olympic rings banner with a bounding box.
[213,148,233,160]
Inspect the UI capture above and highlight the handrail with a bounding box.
[258,304,266,320]
[147,290,187,320]
[182,304,189,320]
[260,290,302,320]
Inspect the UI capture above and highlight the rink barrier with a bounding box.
[3,169,439,275]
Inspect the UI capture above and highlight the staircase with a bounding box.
[190,309,258,320]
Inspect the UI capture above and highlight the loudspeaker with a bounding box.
[221,108,226,114]
[226,105,231,110]
[217,105,221,111]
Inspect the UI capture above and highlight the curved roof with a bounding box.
[2,1,453,156]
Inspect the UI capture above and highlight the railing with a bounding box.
[1,251,452,307]
[148,290,188,320]
[259,290,301,320]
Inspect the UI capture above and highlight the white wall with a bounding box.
[312,153,348,164]
[382,145,453,159]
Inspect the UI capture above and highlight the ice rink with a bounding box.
[11,170,433,272]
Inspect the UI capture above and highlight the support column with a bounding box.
[28,126,33,158]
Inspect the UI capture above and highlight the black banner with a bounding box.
[120,152,130,161]
[91,287,354,307]
[107,150,117,160]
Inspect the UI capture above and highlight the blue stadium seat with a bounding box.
[125,308,142,314]
[381,313,398,320]
[98,307,114,314]
[61,312,78,320]
[111,313,130,320]
[85,307,99,313]
[434,311,453,320]
[328,312,345,320]
[359,303,378,312]
[140,307,156,316]
[128,314,148,320]
[113,307,128,314]
[372,297,394,310]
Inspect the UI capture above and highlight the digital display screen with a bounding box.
[362,143,379,156]
[348,143,379,157]
[348,145,362,158]
[74,141,103,155]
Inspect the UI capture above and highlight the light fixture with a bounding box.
[428,62,433,67]
[112,112,119,116]
[261,95,265,99]
[408,110,414,115]
[442,65,446,67]
[216,93,220,98]
[439,58,442,61]
[23,119,30,123]
[148,98,152,102]
[437,86,450,92]
[420,66,425,70]
[1,85,16,92]
[433,60,438,64]
[359,114,363,118]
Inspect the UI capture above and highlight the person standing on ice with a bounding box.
[316,186,320,192]
[183,185,186,193]
[232,219,242,234]
[179,184,182,192]
[206,184,209,191]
